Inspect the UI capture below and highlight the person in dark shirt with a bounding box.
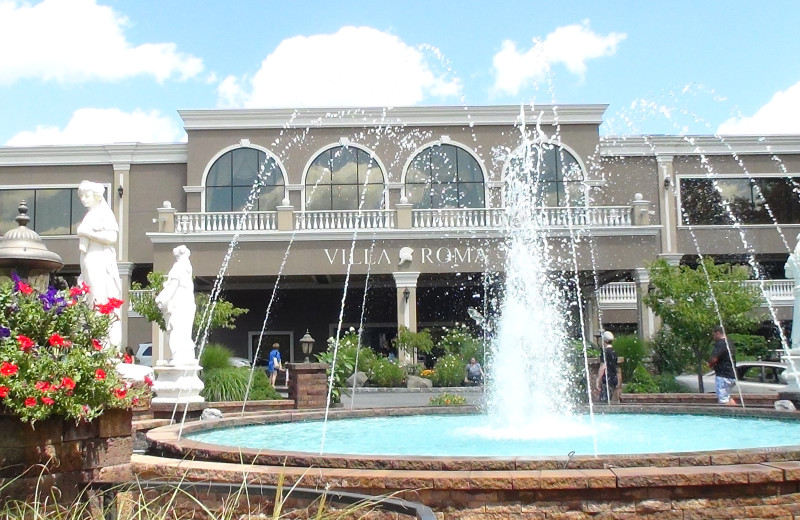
[596,331,619,403]
[709,326,738,407]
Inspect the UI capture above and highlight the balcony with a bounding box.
[168,204,646,235]
[597,280,794,310]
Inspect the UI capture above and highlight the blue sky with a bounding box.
[2,0,799,146]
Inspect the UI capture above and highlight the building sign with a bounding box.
[323,246,489,267]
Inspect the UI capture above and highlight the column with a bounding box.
[657,155,677,256]
[393,271,420,364]
[117,261,134,352]
[634,268,658,339]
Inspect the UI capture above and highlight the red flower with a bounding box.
[123,354,133,364]
[24,397,36,407]
[16,335,34,352]
[34,381,51,391]
[0,386,9,398]
[113,387,127,399]
[61,377,76,390]
[107,297,124,309]
[143,375,153,387]
[92,339,103,351]
[0,361,19,377]
[48,333,65,347]
[95,369,106,380]
[17,282,33,295]
[41,397,54,406]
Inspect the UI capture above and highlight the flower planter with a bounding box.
[0,409,133,502]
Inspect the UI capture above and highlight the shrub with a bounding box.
[649,327,694,375]
[612,334,647,381]
[429,393,467,406]
[199,343,235,370]
[200,367,281,401]
[431,354,465,387]
[395,326,434,357]
[624,364,659,394]
[438,323,485,364]
[368,358,405,387]
[727,333,769,360]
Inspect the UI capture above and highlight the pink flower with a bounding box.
[0,361,19,377]
[95,369,106,380]
[17,282,33,295]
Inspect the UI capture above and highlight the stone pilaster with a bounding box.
[287,362,329,409]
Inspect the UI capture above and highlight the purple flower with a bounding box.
[39,287,65,312]
[10,272,20,284]
[0,326,9,338]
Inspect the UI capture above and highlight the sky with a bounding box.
[2,0,800,147]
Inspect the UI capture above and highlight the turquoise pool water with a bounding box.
[187,413,800,457]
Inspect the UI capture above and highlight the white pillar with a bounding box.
[393,271,420,365]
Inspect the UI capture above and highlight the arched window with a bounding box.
[506,143,584,207]
[305,146,384,210]
[205,148,285,212]
[405,143,485,208]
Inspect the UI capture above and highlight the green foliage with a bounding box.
[612,334,647,381]
[431,353,465,387]
[368,357,405,387]
[131,271,249,336]
[563,339,598,404]
[437,323,485,363]
[395,326,434,355]
[624,364,659,394]
[0,277,146,423]
[649,326,695,375]
[643,258,763,388]
[727,333,769,360]
[199,343,235,370]
[429,393,467,406]
[200,367,281,401]
[315,329,361,404]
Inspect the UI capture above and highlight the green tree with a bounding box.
[130,271,248,337]
[643,258,764,392]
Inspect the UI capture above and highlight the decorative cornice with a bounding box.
[179,105,609,130]
[600,135,800,157]
[0,143,187,166]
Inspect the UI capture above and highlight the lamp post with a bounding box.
[300,330,315,363]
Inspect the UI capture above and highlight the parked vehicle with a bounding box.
[136,343,153,366]
[675,361,789,394]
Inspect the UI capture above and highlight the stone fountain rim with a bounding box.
[146,405,800,471]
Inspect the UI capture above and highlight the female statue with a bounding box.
[77,180,122,351]
[156,245,197,365]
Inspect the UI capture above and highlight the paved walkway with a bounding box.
[340,386,486,408]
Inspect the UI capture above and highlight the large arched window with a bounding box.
[205,147,285,212]
[506,143,584,207]
[305,146,384,210]
[405,143,485,208]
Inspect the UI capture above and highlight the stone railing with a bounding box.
[168,204,645,234]
[597,280,794,310]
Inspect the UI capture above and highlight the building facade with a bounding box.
[1,105,798,364]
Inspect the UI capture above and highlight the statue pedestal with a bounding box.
[778,352,800,408]
[152,364,205,404]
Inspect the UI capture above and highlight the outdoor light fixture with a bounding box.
[117,185,124,198]
[663,177,670,188]
[300,330,315,363]
[403,287,410,303]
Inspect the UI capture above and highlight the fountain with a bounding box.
[139,109,800,517]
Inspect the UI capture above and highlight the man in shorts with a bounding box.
[709,326,738,407]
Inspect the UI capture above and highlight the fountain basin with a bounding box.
[139,406,800,518]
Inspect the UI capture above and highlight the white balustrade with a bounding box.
[174,211,278,233]
[294,210,395,230]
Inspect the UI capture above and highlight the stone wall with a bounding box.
[287,362,329,409]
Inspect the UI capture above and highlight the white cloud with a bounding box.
[491,21,626,96]
[717,82,800,135]
[0,0,203,85]
[217,26,462,108]
[5,108,185,146]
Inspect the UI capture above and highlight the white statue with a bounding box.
[156,245,197,365]
[785,234,800,350]
[77,180,122,351]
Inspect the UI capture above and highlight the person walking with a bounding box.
[595,331,619,403]
[709,326,738,407]
[267,343,283,387]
